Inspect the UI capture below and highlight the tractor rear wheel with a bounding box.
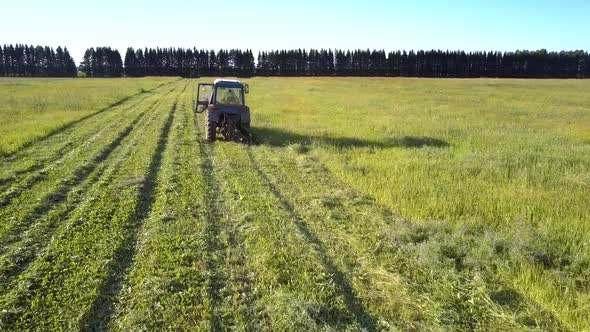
[206,121,217,142]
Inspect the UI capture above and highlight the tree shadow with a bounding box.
[246,149,379,331]
[252,127,449,149]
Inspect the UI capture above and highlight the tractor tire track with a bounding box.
[0,163,44,187]
[0,83,180,205]
[196,117,276,330]
[0,84,185,293]
[80,90,183,330]
[194,113,227,331]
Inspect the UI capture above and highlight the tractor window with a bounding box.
[215,87,243,105]
[198,84,212,104]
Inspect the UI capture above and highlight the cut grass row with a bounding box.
[0,79,179,197]
[0,77,177,155]
[112,88,215,330]
[0,82,181,248]
[102,87,385,331]
[214,143,379,331]
[0,81,185,294]
[0,80,189,330]
[112,98,372,331]
[113,91,269,331]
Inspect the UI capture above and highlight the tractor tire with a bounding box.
[206,121,217,142]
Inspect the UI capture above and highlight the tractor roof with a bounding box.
[213,79,244,88]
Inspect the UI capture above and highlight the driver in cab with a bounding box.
[222,90,240,105]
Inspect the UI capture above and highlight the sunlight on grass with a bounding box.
[243,77,590,329]
[0,77,176,155]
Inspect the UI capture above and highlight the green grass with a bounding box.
[245,77,590,330]
[0,77,178,156]
[0,77,589,331]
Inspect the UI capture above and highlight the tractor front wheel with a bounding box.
[206,121,217,142]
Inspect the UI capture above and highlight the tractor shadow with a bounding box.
[253,127,449,150]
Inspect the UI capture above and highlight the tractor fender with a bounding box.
[240,106,251,125]
[207,108,222,123]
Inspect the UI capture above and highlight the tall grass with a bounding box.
[245,77,590,329]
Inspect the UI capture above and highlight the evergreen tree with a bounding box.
[63,47,77,77]
[112,49,123,77]
[0,46,4,76]
[0,44,80,77]
[124,47,138,77]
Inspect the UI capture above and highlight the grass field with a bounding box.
[0,77,589,331]
[0,77,177,156]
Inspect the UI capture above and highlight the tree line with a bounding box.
[0,44,77,77]
[123,47,255,77]
[99,47,590,78]
[2,44,589,78]
[258,49,590,78]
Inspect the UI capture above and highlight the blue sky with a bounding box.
[1,0,588,63]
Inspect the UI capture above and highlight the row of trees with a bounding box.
[120,48,590,78]
[257,49,590,78]
[123,48,255,77]
[2,45,589,78]
[0,44,77,77]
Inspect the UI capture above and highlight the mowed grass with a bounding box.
[0,77,177,156]
[0,77,589,331]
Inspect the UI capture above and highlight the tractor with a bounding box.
[195,79,253,143]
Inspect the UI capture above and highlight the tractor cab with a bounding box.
[195,79,252,143]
